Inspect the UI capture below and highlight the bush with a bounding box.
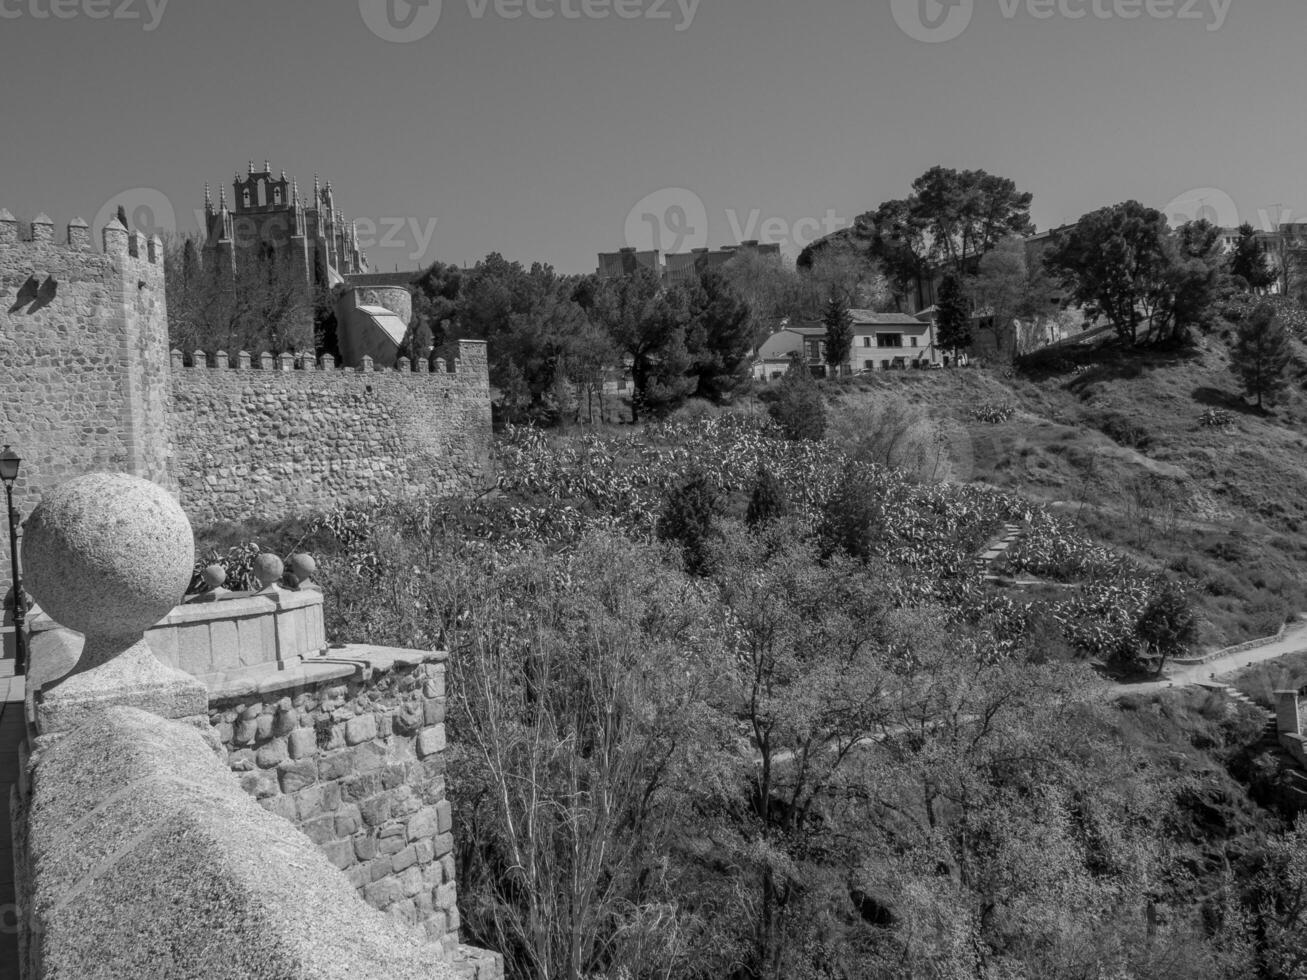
[1199,408,1234,428]
[657,472,719,576]
[970,402,1016,424]
[746,467,790,528]
[1090,410,1153,450]
[762,367,827,441]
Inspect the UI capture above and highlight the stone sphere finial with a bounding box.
[287,553,316,582]
[23,473,194,669]
[252,553,284,591]
[201,564,227,589]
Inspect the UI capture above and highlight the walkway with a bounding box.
[1110,622,1307,698]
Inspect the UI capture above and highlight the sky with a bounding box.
[0,0,1302,275]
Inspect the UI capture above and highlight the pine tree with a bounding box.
[1230,302,1293,410]
[936,272,972,359]
[822,296,854,377]
[1227,223,1278,293]
[764,363,826,441]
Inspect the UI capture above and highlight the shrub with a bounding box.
[1090,410,1153,450]
[657,472,719,576]
[746,467,790,528]
[1199,408,1234,428]
[763,367,827,441]
[970,402,1016,424]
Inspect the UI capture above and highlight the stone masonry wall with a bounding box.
[0,212,173,636]
[169,340,492,527]
[209,653,461,951]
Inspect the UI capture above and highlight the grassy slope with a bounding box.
[819,330,1307,649]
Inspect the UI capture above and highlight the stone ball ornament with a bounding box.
[201,564,228,589]
[287,553,316,583]
[252,552,284,590]
[23,473,194,670]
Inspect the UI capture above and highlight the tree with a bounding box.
[1227,223,1278,293]
[822,296,853,376]
[762,363,826,441]
[1161,219,1226,341]
[1133,580,1199,676]
[657,472,719,576]
[594,268,695,423]
[1230,302,1294,410]
[969,236,1057,360]
[746,467,790,528]
[909,166,1035,276]
[164,233,318,356]
[936,272,971,358]
[1043,201,1173,346]
[684,270,754,403]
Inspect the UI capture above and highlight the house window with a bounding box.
[862,336,871,348]
[864,360,873,372]
[910,337,918,348]
[877,334,903,348]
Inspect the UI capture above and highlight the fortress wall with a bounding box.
[0,213,172,637]
[168,341,492,527]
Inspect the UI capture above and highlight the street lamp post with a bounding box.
[0,446,26,677]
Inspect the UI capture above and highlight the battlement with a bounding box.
[0,209,163,265]
[168,339,489,378]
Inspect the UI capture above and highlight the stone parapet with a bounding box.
[14,705,456,980]
[208,646,473,956]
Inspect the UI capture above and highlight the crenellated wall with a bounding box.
[0,212,173,642]
[167,340,493,526]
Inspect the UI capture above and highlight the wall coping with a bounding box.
[206,645,446,702]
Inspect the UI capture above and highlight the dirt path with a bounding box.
[1108,622,1307,698]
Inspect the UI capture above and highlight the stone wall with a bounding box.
[168,341,492,527]
[207,649,463,951]
[16,705,462,980]
[0,212,172,640]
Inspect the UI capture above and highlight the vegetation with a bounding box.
[1231,302,1294,409]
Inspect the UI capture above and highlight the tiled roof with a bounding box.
[848,310,930,326]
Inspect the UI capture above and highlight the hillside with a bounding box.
[814,328,1307,650]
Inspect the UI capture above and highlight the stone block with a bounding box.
[259,794,298,823]
[346,713,378,745]
[363,877,405,909]
[434,832,455,859]
[273,705,298,736]
[379,830,407,856]
[401,865,426,898]
[287,728,317,760]
[422,698,445,726]
[346,864,371,890]
[436,799,452,834]
[392,845,418,873]
[209,617,240,672]
[416,724,446,759]
[380,763,407,790]
[301,814,337,845]
[372,859,394,883]
[256,713,274,741]
[319,748,357,781]
[440,854,455,884]
[415,838,435,866]
[239,770,278,799]
[256,738,288,769]
[341,772,380,803]
[355,834,379,862]
[335,803,363,837]
[322,839,356,870]
[407,807,439,842]
[353,741,388,774]
[278,758,317,794]
[361,795,394,828]
[436,881,457,911]
[227,748,256,772]
[233,717,258,746]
